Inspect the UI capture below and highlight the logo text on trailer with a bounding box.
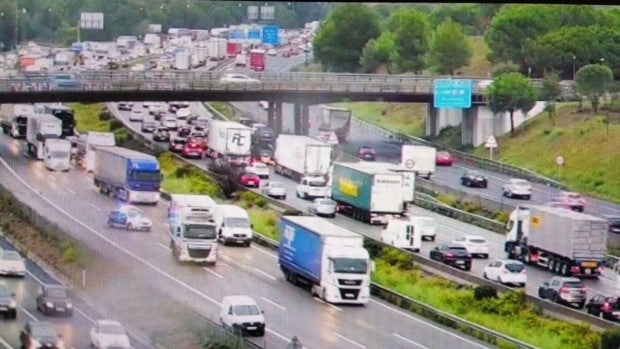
[231,132,246,146]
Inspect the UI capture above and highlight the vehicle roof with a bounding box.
[282,216,361,239]
[217,204,248,216]
[337,161,406,176]
[170,194,216,208]
[96,319,124,326]
[222,295,257,305]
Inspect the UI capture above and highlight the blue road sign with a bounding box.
[262,26,279,45]
[229,28,246,40]
[433,79,472,108]
[248,29,261,40]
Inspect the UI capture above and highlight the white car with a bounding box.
[267,48,278,56]
[148,103,166,115]
[452,235,489,258]
[219,73,260,83]
[502,178,532,200]
[0,250,26,277]
[249,163,270,179]
[220,295,265,336]
[161,116,178,130]
[128,109,144,122]
[107,207,153,232]
[89,320,131,349]
[175,107,191,120]
[483,260,527,287]
[261,181,286,199]
[307,198,337,218]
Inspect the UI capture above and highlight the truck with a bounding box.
[278,216,372,304]
[174,52,191,70]
[330,161,406,225]
[168,194,218,264]
[226,42,242,58]
[249,49,266,71]
[93,147,161,205]
[274,135,332,182]
[35,104,76,137]
[400,145,436,179]
[0,104,32,138]
[318,105,352,144]
[206,121,252,166]
[370,162,416,203]
[234,53,246,67]
[26,114,63,160]
[505,205,607,278]
[40,138,72,171]
[205,38,227,60]
[76,131,116,172]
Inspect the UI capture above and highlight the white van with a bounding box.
[409,216,437,241]
[380,219,421,252]
[214,204,253,246]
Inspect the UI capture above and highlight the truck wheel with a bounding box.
[560,262,568,276]
[107,220,113,227]
[547,257,555,272]
[126,223,133,230]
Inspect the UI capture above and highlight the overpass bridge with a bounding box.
[0,70,574,145]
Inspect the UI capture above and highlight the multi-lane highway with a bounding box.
[0,115,494,348]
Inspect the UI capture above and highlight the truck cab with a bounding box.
[380,219,421,252]
[169,195,219,265]
[296,176,329,200]
[43,138,72,171]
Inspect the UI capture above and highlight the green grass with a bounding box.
[69,103,110,133]
[459,36,493,77]
[247,208,279,240]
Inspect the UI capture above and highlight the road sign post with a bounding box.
[485,135,498,160]
[555,155,565,179]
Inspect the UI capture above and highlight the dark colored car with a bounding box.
[603,215,620,234]
[586,294,620,321]
[429,244,472,270]
[435,151,454,166]
[460,170,488,188]
[357,146,376,161]
[118,102,134,111]
[36,284,73,316]
[169,137,187,153]
[0,282,17,319]
[238,118,255,128]
[152,127,170,142]
[252,126,276,145]
[538,276,586,309]
[238,170,260,188]
[20,321,64,349]
[193,118,210,132]
[177,124,192,137]
[140,121,157,133]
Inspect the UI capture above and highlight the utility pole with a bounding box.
[14,0,18,50]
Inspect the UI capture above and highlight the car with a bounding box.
[193,118,210,132]
[0,249,26,277]
[307,198,337,218]
[553,191,586,212]
[20,321,65,349]
[281,50,291,58]
[502,178,532,200]
[252,126,276,144]
[161,116,178,131]
[0,282,17,319]
[118,102,134,111]
[435,150,454,166]
[238,169,260,188]
[188,133,207,149]
[128,109,144,122]
[148,103,166,115]
[89,319,132,349]
[603,214,620,234]
[219,295,265,336]
[483,260,527,287]
[250,123,267,133]
[460,170,488,188]
[219,73,260,83]
[107,206,153,231]
[143,101,155,108]
[182,142,204,159]
[176,107,191,120]
[357,146,376,161]
[238,118,255,128]
[252,146,275,166]
[248,163,269,179]
[452,235,489,258]
[169,137,187,153]
[538,276,587,308]
[177,124,192,137]
[36,284,73,316]
[429,244,472,270]
[585,294,620,321]
[261,181,286,199]
[267,48,278,56]
[140,121,157,133]
[152,127,170,142]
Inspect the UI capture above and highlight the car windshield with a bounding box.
[125,211,143,219]
[184,224,217,239]
[469,238,487,244]
[0,286,11,297]
[224,217,250,228]
[514,180,529,186]
[46,287,68,298]
[317,199,335,206]
[505,263,524,272]
[233,304,261,316]
[270,182,284,188]
[308,180,326,187]
[331,258,368,274]
[30,324,58,339]
[172,139,186,144]
[563,281,584,288]
[2,251,23,260]
[448,247,468,253]
[100,323,127,335]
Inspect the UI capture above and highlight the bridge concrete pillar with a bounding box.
[300,104,310,136]
[267,101,275,129]
[293,103,302,135]
[425,104,438,139]
[274,102,283,135]
[462,106,478,146]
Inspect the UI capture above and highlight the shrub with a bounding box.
[255,196,268,208]
[363,239,384,259]
[174,165,193,178]
[109,119,123,131]
[282,209,303,216]
[61,242,79,264]
[436,194,457,207]
[473,284,497,301]
[380,247,416,270]
[98,110,112,121]
[600,328,620,349]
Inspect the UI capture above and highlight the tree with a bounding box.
[386,9,431,73]
[575,64,613,113]
[360,31,396,73]
[427,18,472,76]
[486,72,537,135]
[539,72,562,125]
[313,4,381,72]
[491,62,520,78]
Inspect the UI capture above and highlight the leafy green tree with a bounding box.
[429,4,482,35]
[491,62,520,78]
[486,72,537,135]
[575,64,613,113]
[360,31,395,73]
[313,3,381,72]
[386,9,431,74]
[427,18,472,76]
[539,72,562,125]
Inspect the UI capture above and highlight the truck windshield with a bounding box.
[331,258,368,274]
[131,171,161,182]
[50,151,69,159]
[308,180,326,187]
[184,224,217,239]
[224,217,250,228]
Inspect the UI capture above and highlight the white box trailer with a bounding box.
[77,131,116,172]
[206,121,252,164]
[400,145,437,179]
[274,135,332,181]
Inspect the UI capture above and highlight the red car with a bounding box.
[436,151,454,166]
[188,135,207,151]
[238,170,260,188]
[357,146,376,161]
[181,142,203,159]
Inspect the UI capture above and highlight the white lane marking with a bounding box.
[266,328,305,347]
[26,269,46,286]
[203,267,224,279]
[393,333,430,349]
[217,262,229,267]
[0,156,221,307]
[160,200,170,206]
[158,242,171,250]
[313,297,342,311]
[250,244,278,259]
[254,268,276,281]
[73,304,96,324]
[370,300,489,349]
[0,335,13,349]
[21,308,38,321]
[89,203,102,211]
[333,332,366,349]
[66,188,76,195]
[260,296,286,311]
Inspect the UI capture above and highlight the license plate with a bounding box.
[456,260,465,264]
[345,293,355,298]
[236,240,244,243]
[247,326,257,330]
[585,268,592,273]
[581,262,597,268]
[0,306,7,311]
[613,311,620,316]
[56,308,65,312]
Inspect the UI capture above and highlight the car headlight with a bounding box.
[31,339,41,348]
[57,339,65,349]
[46,301,54,308]
[66,303,73,309]
[9,300,16,308]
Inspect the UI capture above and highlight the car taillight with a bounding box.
[581,286,587,293]
[603,302,611,311]
[521,269,527,274]
[560,286,569,293]
[445,252,453,257]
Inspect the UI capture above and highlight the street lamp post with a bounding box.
[527,67,531,79]
[572,55,576,80]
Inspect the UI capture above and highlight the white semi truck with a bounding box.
[505,205,607,278]
[168,194,219,265]
[206,121,252,166]
[400,145,437,179]
[25,114,63,160]
[76,131,116,172]
[0,104,33,138]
